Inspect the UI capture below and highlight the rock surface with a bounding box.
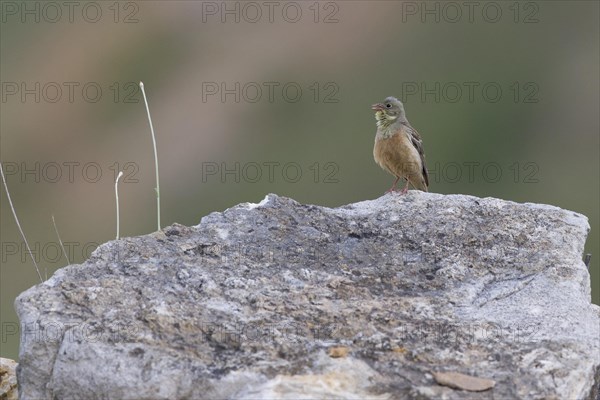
[0,358,18,400]
[15,193,599,399]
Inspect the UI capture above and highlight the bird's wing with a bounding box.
[402,122,429,187]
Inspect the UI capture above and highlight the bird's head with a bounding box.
[371,97,406,128]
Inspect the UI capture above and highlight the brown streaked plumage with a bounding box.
[372,97,429,194]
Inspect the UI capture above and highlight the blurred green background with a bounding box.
[1,1,598,361]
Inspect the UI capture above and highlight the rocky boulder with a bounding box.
[15,193,599,399]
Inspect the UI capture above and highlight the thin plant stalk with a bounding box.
[0,162,43,282]
[115,171,123,239]
[52,214,70,265]
[139,81,161,231]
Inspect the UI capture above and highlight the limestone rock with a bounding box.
[15,193,599,399]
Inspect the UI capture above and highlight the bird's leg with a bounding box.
[386,177,401,193]
[400,178,410,195]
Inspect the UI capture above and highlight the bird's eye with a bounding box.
[386,104,391,108]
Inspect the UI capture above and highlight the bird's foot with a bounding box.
[385,188,407,195]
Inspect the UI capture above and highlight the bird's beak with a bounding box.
[371,103,385,112]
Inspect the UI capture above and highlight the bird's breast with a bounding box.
[373,128,422,177]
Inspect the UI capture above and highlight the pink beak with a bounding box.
[371,103,385,112]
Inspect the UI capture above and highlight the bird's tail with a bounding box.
[411,177,428,192]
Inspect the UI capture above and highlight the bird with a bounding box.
[372,96,429,194]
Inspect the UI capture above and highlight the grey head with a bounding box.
[371,96,408,129]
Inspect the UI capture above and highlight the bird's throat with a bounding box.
[375,112,397,136]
